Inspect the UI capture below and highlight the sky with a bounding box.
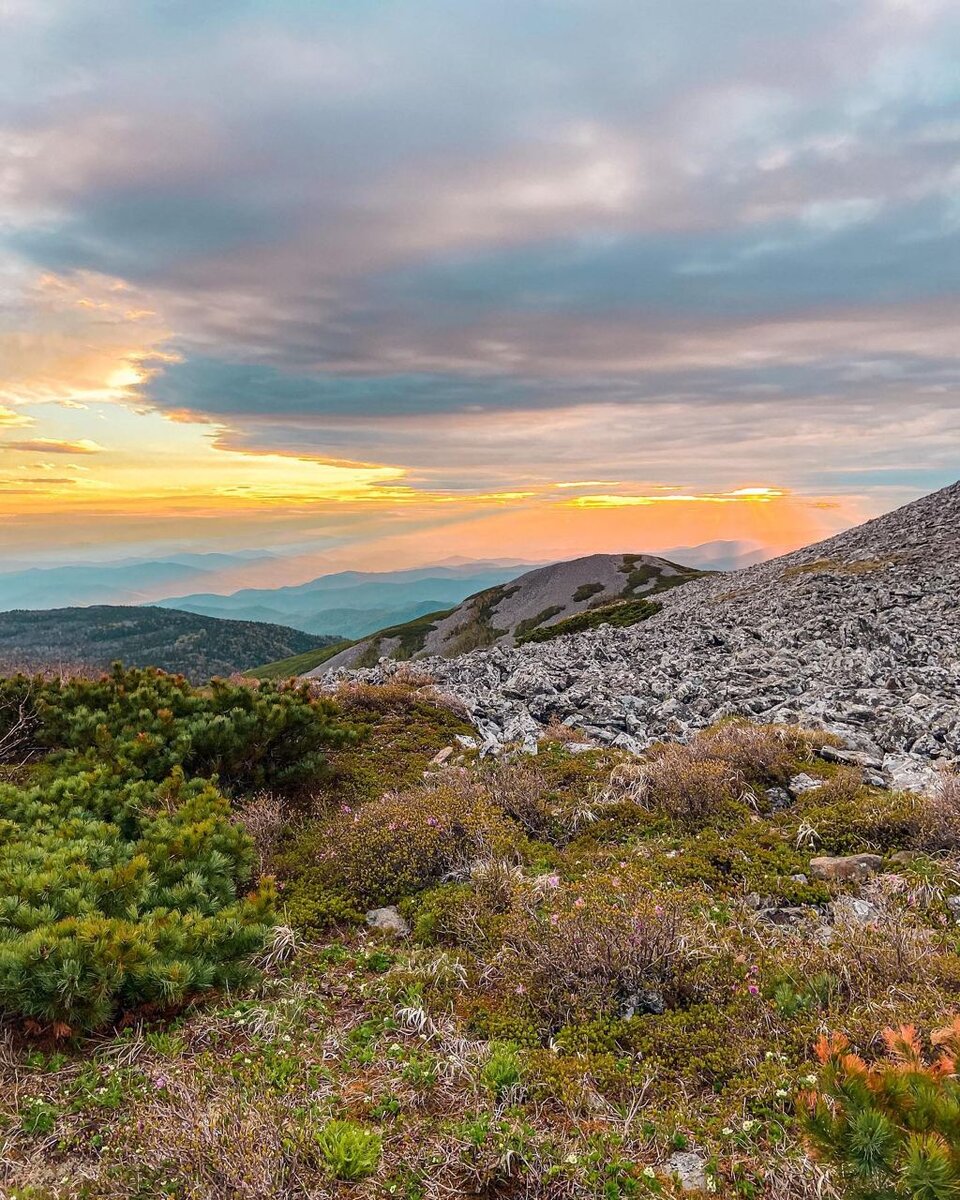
[1,0,958,580]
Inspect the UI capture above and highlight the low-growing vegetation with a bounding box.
[2,670,959,1199]
[518,596,662,643]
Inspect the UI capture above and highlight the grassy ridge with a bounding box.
[248,639,352,680]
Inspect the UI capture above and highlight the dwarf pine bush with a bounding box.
[0,664,355,793]
[0,766,274,1031]
[0,665,356,1032]
[801,1021,960,1198]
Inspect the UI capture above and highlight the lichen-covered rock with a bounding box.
[664,1150,708,1192]
[365,906,410,937]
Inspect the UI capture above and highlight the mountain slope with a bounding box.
[0,606,340,683]
[305,554,705,673]
[336,482,960,766]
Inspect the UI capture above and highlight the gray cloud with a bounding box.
[2,0,959,498]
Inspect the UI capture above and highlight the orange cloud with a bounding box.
[3,438,105,455]
[569,486,787,507]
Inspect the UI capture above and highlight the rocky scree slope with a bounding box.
[330,481,960,778]
[313,552,703,671]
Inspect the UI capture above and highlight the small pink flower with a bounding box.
[515,984,526,995]
[549,913,560,925]
[426,816,439,827]
[654,905,664,917]
[544,874,560,889]
[574,897,585,908]
[340,804,352,814]
[747,984,759,995]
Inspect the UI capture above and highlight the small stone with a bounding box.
[810,853,883,882]
[365,906,410,937]
[664,1151,708,1192]
[621,990,665,1018]
[789,772,823,796]
[761,906,810,927]
[832,895,879,925]
[765,786,792,811]
[455,734,478,749]
[429,746,454,766]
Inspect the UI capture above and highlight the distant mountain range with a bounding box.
[0,543,769,659]
[0,607,339,683]
[156,563,538,638]
[0,551,277,611]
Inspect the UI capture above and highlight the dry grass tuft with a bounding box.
[234,790,287,875]
[604,748,745,827]
[916,768,960,851]
[539,717,590,745]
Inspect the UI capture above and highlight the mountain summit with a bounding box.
[332,482,960,769]
[311,553,705,672]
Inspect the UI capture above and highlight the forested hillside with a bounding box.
[0,606,340,683]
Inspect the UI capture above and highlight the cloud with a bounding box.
[0,406,31,427]
[0,0,959,561]
[3,437,104,454]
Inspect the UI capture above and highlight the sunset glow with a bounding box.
[1,2,957,576]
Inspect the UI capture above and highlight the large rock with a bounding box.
[810,854,884,883]
[664,1151,708,1192]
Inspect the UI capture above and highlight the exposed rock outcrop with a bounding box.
[323,481,960,773]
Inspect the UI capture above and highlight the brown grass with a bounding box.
[916,768,960,852]
[604,748,745,826]
[781,556,898,580]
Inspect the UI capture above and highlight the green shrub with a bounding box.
[649,824,831,904]
[514,606,563,639]
[315,1119,382,1180]
[482,1042,524,1096]
[0,766,273,1031]
[572,582,605,603]
[795,779,921,853]
[517,598,661,644]
[0,665,355,794]
[801,1021,960,1198]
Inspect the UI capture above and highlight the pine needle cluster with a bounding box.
[801,1020,960,1198]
